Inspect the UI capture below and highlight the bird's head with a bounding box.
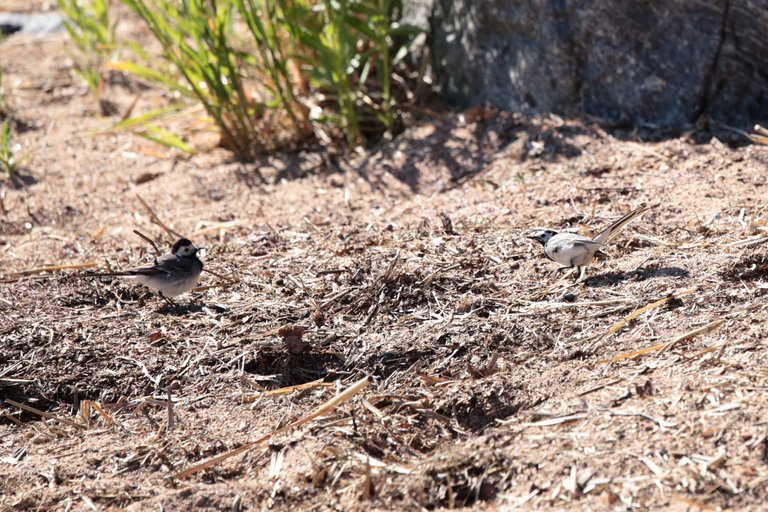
[527,230,558,246]
[172,238,200,257]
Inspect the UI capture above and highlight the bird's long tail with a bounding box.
[75,272,135,278]
[592,205,652,245]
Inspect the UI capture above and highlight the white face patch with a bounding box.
[175,244,196,256]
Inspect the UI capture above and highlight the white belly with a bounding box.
[545,233,601,268]
[129,273,200,297]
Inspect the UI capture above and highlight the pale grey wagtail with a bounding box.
[528,205,651,282]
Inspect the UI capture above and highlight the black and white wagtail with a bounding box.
[528,205,651,282]
[85,238,203,306]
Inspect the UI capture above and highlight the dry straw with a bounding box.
[174,376,370,479]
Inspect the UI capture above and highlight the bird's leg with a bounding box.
[159,292,178,309]
[574,266,586,283]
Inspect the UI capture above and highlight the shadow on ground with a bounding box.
[360,110,595,192]
[584,266,690,287]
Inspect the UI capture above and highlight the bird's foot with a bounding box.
[159,292,180,310]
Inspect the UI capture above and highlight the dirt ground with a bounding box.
[3,7,768,512]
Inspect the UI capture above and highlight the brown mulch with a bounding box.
[3,9,768,512]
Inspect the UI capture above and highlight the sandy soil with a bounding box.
[2,8,768,512]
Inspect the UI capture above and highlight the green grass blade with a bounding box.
[108,105,186,131]
[109,60,190,96]
[136,125,194,153]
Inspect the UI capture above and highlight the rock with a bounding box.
[425,0,768,128]
[0,12,63,39]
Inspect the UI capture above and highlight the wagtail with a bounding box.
[528,205,651,282]
[84,238,203,306]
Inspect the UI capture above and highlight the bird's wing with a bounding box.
[130,255,198,276]
[548,233,602,248]
[592,205,650,245]
[153,253,177,266]
[545,233,602,267]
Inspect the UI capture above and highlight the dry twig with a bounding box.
[585,288,695,352]
[174,376,370,479]
[4,399,86,430]
[136,194,183,240]
[602,319,724,363]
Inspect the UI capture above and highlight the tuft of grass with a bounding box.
[0,121,22,175]
[57,0,118,108]
[236,0,311,139]
[265,0,421,145]
[117,0,300,159]
[112,0,420,156]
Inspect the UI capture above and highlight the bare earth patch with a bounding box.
[3,13,768,512]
